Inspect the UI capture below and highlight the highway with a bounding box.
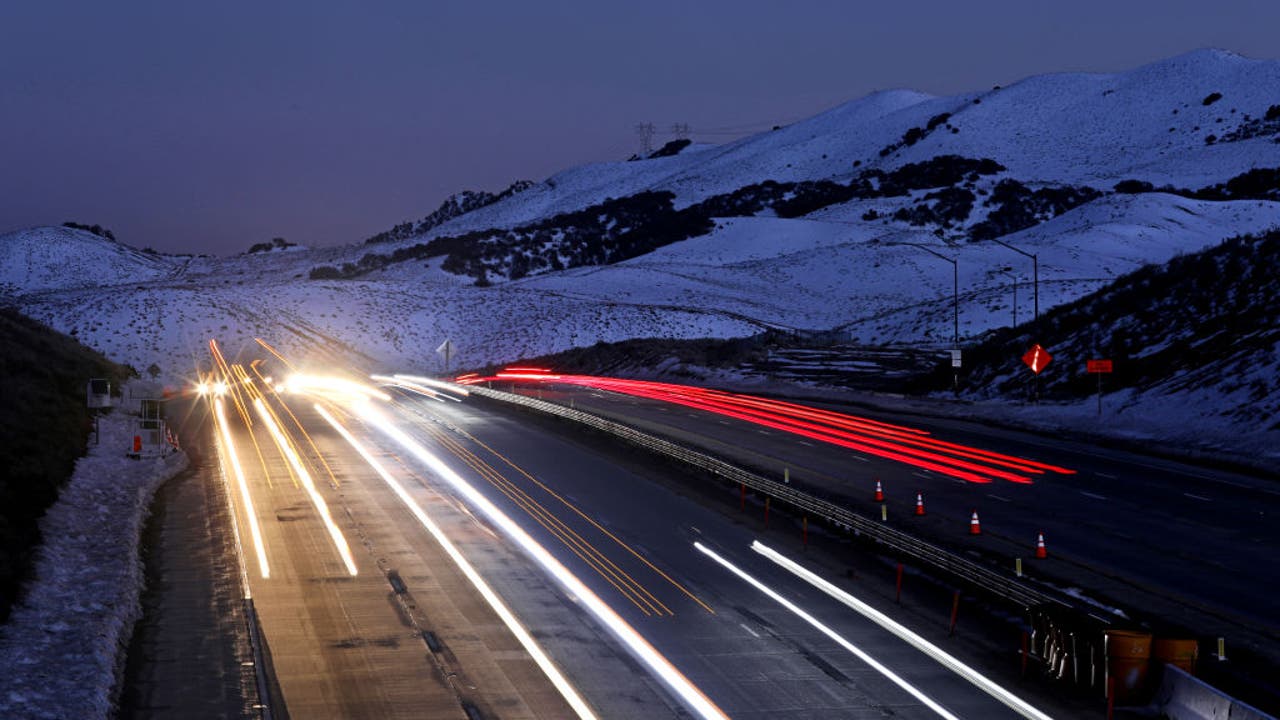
[168,348,1083,718]
[479,375,1280,667]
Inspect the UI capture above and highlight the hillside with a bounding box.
[1,49,1278,458]
[0,308,133,621]
[922,228,1280,455]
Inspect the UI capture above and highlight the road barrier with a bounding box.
[464,384,1068,611]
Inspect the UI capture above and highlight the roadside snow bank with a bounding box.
[0,410,187,719]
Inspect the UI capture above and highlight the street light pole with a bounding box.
[989,238,1038,327]
[997,267,1018,327]
[906,243,959,392]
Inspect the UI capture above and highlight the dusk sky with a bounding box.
[3,1,1277,256]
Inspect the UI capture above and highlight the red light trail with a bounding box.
[463,370,1075,484]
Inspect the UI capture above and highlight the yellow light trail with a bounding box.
[253,398,358,576]
[314,404,599,720]
[355,402,728,720]
[249,363,343,489]
[229,364,290,490]
[435,417,714,616]
[254,337,298,373]
[213,398,270,579]
[418,421,671,617]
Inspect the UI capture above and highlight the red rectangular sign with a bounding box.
[1087,359,1113,373]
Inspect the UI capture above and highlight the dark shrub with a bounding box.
[1202,92,1223,106]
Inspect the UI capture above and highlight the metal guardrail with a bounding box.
[466,383,1066,610]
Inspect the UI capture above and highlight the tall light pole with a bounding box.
[989,238,1038,328]
[906,243,959,391]
[997,266,1018,327]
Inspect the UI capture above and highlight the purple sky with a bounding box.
[2,1,1277,255]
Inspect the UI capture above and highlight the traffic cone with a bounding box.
[969,510,982,535]
[133,435,142,453]
[1035,531,1048,559]
[914,492,926,516]
[874,478,884,502]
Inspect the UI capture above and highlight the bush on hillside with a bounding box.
[62,222,116,242]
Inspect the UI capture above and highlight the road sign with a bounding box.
[1087,359,1113,373]
[436,338,455,372]
[950,349,962,368]
[1022,344,1052,374]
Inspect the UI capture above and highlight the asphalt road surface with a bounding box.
[499,381,1280,667]
[135,376,1092,719]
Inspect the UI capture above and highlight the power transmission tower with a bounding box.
[635,122,655,155]
[671,122,691,140]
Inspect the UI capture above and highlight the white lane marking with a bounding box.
[798,440,815,448]
[913,472,933,480]
[987,494,1011,503]
[850,455,870,463]
[1184,492,1212,502]
[756,429,772,435]
[1079,491,1107,500]
[739,623,760,639]
[1097,472,1118,480]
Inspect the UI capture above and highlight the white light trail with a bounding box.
[355,402,728,720]
[694,541,961,720]
[370,374,447,402]
[253,398,358,576]
[391,373,470,398]
[284,374,392,402]
[752,541,1054,720]
[213,398,270,578]
[314,405,597,720]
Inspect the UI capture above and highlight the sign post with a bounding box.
[1087,359,1113,415]
[435,339,455,375]
[1022,344,1052,404]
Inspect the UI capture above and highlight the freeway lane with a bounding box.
[210,394,635,719]
[384,390,1079,719]
[489,378,1279,661]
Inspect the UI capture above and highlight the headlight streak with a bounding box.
[285,374,391,402]
[410,417,672,617]
[370,374,446,402]
[752,541,1054,720]
[250,363,343,489]
[393,398,714,616]
[354,402,729,720]
[693,541,961,720]
[313,404,599,720]
[213,398,270,579]
[391,374,470,398]
[252,398,358,576]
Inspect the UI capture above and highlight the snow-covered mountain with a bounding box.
[3,49,1279,452]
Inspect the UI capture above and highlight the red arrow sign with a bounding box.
[1022,344,1052,374]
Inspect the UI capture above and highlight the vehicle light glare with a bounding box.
[356,403,728,720]
[752,541,1054,720]
[694,541,961,720]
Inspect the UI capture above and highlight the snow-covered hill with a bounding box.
[4,49,1279,453]
[0,226,182,296]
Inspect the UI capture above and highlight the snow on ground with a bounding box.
[0,398,187,720]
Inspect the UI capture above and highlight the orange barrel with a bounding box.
[1153,638,1199,675]
[1106,630,1152,705]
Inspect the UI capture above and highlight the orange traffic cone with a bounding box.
[914,492,926,516]
[874,478,885,502]
[969,510,982,535]
[1035,531,1048,559]
[133,435,142,453]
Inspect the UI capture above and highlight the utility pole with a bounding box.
[635,122,655,155]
